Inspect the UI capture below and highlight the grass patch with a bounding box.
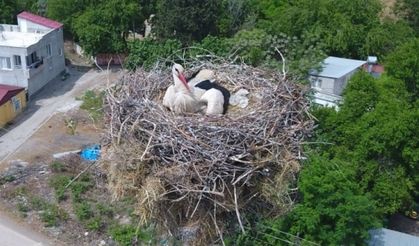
[78,90,104,122]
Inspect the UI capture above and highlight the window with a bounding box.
[46,44,52,56]
[314,78,322,88]
[13,55,22,68]
[11,96,21,112]
[0,57,11,70]
[58,48,63,56]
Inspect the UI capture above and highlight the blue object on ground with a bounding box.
[80,144,101,161]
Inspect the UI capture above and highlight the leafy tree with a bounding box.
[362,20,415,59]
[385,38,419,99]
[72,0,139,56]
[153,0,222,44]
[125,39,182,70]
[238,155,381,245]
[0,0,38,23]
[395,0,419,34]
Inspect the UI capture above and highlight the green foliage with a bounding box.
[74,201,94,221]
[125,39,182,70]
[50,161,66,173]
[49,175,71,202]
[395,0,419,34]
[29,196,49,211]
[71,174,93,202]
[108,225,155,246]
[79,90,104,122]
[154,0,221,44]
[40,203,69,227]
[72,0,139,56]
[385,38,419,99]
[362,21,415,59]
[86,217,102,231]
[0,0,38,23]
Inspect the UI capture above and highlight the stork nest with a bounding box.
[101,58,314,244]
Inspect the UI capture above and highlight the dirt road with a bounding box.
[0,67,120,163]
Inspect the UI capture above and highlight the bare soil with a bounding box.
[0,110,137,246]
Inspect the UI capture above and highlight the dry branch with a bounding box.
[100,57,314,244]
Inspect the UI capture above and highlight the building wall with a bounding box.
[0,90,27,127]
[17,19,50,33]
[26,28,65,96]
[310,75,336,94]
[0,46,29,88]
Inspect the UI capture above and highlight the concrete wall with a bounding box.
[0,90,27,127]
[26,28,65,96]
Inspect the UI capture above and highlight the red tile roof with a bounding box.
[17,11,63,29]
[0,84,25,106]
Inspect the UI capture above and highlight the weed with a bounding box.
[50,161,66,173]
[0,175,16,185]
[108,224,155,246]
[79,90,104,123]
[29,196,48,211]
[16,201,30,216]
[96,202,114,217]
[86,217,102,231]
[70,174,93,202]
[40,204,69,227]
[49,175,71,202]
[75,201,94,221]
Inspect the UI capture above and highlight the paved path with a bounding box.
[0,67,118,163]
[0,211,51,246]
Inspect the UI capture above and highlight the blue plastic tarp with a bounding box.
[80,144,101,161]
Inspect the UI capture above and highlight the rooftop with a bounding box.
[0,31,44,48]
[369,228,419,246]
[0,84,25,105]
[17,11,63,30]
[310,56,366,78]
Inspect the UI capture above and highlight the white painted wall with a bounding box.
[0,28,65,97]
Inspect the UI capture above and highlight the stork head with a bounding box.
[172,63,189,91]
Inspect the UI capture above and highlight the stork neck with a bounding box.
[173,74,190,93]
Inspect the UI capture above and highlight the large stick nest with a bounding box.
[101,58,314,244]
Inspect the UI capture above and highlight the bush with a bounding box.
[125,39,182,70]
[109,225,154,246]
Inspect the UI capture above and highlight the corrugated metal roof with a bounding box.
[0,84,25,106]
[17,11,63,29]
[310,56,366,78]
[369,228,419,246]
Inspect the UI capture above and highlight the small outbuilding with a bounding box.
[309,56,366,107]
[0,84,26,127]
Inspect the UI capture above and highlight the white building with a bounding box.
[0,11,65,97]
[309,56,366,107]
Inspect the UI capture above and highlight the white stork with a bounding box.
[162,64,230,115]
[162,64,198,114]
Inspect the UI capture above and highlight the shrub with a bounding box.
[40,204,68,227]
[74,201,94,221]
[125,39,182,70]
[49,175,71,202]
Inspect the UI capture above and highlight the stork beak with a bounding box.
[178,73,190,91]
